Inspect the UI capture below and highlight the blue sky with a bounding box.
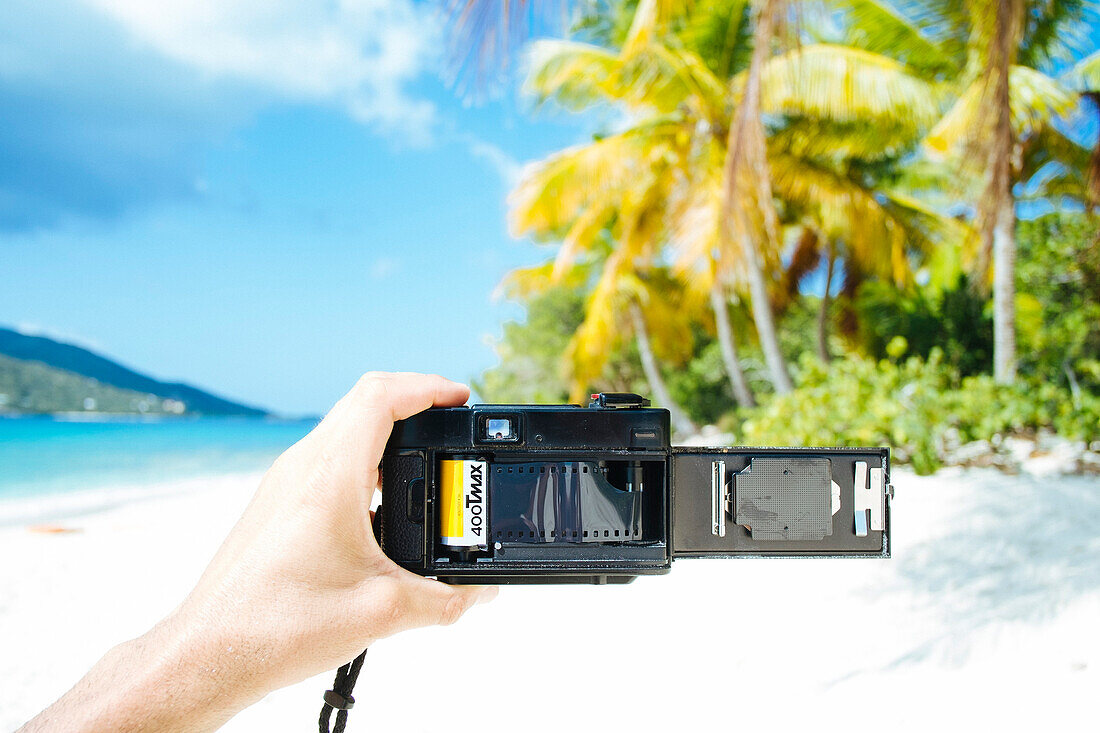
[0,0,593,415]
[3,2,1097,416]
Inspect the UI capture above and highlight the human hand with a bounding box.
[179,371,497,688]
[20,372,497,733]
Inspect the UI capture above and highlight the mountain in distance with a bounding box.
[0,326,268,417]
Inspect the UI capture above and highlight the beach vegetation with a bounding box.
[469,0,1100,471]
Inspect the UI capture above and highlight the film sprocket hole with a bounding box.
[380,393,891,584]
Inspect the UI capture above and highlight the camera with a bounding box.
[379,393,891,584]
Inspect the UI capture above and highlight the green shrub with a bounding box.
[738,350,1100,474]
[854,275,993,375]
[474,285,651,404]
[666,338,735,424]
[1016,212,1100,393]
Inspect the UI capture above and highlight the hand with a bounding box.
[20,372,497,733]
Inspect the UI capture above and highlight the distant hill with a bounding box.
[0,354,183,415]
[0,327,268,416]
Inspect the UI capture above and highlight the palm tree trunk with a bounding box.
[817,242,835,364]
[630,302,697,435]
[722,0,794,394]
[985,0,1021,384]
[992,192,1017,383]
[743,235,793,393]
[710,284,756,408]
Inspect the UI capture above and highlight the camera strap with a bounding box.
[318,504,383,731]
[318,648,367,733]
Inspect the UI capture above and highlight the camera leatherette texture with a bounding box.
[380,453,425,562]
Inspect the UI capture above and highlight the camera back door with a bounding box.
[670,447,890,558]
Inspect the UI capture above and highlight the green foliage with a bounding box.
[776,296,825,363]
[854,275,993,374]
[0,355,178,415]
[679,0,752,79]
[474,287,649,404]
[473,288,581,404]
[478,271,1098,473]
[739,351,1100,475]
[476,286,738,422]
[666,337,734,424]
[1016,211,1100,392]
[478,1,1100,472]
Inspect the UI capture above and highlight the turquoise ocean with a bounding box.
[0,417,316,525]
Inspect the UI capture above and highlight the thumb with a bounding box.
[406,577,499,628]
[369,575,498,636]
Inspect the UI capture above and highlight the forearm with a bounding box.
[19,373,493,731]
[19,611,265,733]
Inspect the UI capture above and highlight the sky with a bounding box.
[0,0,593,416]
[3,2,1098,416]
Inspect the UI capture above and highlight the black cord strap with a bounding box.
[319,649,367,733]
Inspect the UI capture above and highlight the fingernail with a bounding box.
[476,586,499,604]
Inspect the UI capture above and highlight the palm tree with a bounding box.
[516,0,959,402]
[821,0,1095,382]
[447,1,1097,390]
[514,2,763,409]
[895,0,1096,383]
[723,0,793,392]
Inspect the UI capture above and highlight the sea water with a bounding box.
[0,416,316,525]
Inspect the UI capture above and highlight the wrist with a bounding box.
[19,610,256,733]
[90,609,270,732]
[141,605,276,730]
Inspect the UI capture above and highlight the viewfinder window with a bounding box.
[484,418,514,440]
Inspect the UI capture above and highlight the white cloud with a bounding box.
[78,0,441,143]
[462,135,523,187]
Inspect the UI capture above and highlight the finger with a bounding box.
[374,372,470,421]
[347,373,469,483]
[304,372,469,489]
[331,372,467,447]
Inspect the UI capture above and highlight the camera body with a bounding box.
[380,394,891,584]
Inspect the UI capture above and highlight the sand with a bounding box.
[1,466,1098,732]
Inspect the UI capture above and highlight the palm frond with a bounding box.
[442,0,569,97]
[566,244,632,398]
[525,37,727,116]
[524,40,625,110]
[925,65,1075,158]
[508,118,682,237]
[827,0,957,77]
[621,0,661,56]
[1018,0,1094,71]
[1063,49,1100,93]
[496,259,591,300]
[1008,64,1077,133]
[756,43,945,126]
[769,116,920,162]
[769,150,948,285]
[1017,125,1092,204]
[680,0,753,79]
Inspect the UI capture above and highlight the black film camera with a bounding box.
[380,393,891,584]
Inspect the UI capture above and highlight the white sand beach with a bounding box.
[2,466,1098,732]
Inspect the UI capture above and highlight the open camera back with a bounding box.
[380,393,891,584]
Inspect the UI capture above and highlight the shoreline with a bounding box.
[0,412,319,422]
[0,470,266,528]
